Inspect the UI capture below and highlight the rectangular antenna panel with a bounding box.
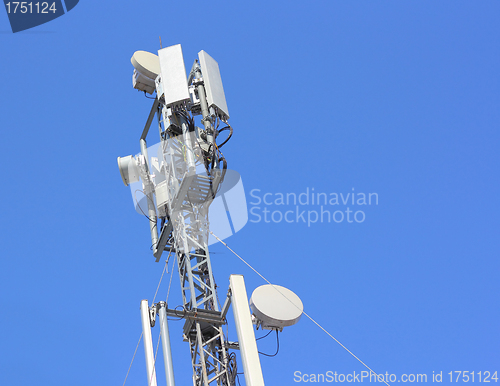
[158,44,190,106]
[198,50,229,119]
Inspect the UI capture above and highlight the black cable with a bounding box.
[169,305,187,320]
[206,143,216,172]
[217,126,231,134]
[176,108,195,131]
[169,106,194,135]
[216,125,233,148]
[134,190,158,224]
[218,154,227,183]
[143,91,156,99]
[258,330,280,357]
[220,352,238,386]
[256,330,273,341]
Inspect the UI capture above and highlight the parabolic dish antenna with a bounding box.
[117,155,140,186]
[250,284,303,329]
[131,50,160,80]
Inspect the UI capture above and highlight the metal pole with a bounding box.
[158,302,176,386]
[140,300,158,386]
[140,138,159,249]
[194,68,215,147]
[180,116,196,172]
[229,275,265,386]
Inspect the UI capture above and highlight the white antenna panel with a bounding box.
[158,44,190,107]
[198,50,229,120]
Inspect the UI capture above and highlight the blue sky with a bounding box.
[0,1,498,385]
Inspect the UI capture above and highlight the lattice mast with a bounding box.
[118,44,247,386]
[154,46,232,386]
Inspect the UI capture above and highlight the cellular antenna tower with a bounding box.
[117,43,303,386]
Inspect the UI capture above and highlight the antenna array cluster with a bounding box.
[117,43,302,386]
